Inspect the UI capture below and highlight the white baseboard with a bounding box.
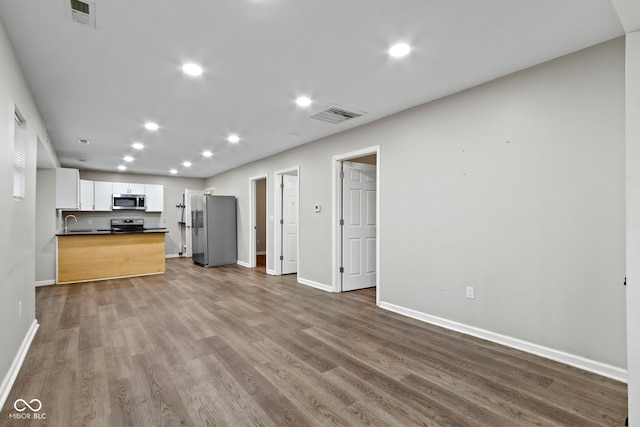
[237,260,251,268]
[266,269,276,275]
[298,277,334,292]
[0,319,39,410]
[35,280,55,287]
[165,253,182,259]
[379,301,627,383]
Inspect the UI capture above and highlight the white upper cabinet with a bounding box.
[145,184,164,212]
[111,182,128,194]
[55,168,80,210]
[94,181,113,211]
[129,183,145,194]
[112,182,145,195]
[53,177,162,212]
[79,179,94,211]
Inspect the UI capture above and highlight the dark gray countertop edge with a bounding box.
[56,229,169,236]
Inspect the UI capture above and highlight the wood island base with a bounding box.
[57,233,166,284]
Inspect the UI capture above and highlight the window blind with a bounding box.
[13,112,26,200]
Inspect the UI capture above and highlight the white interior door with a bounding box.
[342,161,376,291]
[281,174,298,274]
[185,188,205,257]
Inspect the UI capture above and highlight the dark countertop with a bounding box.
[56,228,169,236]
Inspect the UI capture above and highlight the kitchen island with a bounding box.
[56,229,168,284]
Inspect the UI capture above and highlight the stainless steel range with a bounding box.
[110,218,144,233]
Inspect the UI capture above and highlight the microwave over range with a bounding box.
[112,194,146,210]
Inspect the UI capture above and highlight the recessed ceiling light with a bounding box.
[182,63,203,76]
[170,169,178,175]
[389,43,411,58]
[183,161,192,167]
[202,150,213,157]
[123,156,134,162]
[132,142,144,150]
[227,134,240,143]
[117,165,126,171]
[144,122,159,131]
[295,96,312,107]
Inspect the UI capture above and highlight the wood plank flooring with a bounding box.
[1,258,627,426]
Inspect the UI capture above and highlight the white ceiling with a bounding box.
[0,0,624,178]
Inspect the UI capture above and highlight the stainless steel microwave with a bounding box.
[112,194,146,210]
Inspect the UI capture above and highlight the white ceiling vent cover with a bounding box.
[67,0,96,28]
[309,104,366,124]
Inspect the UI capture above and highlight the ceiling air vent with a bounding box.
[67,0,96,28]
[309,104,366,125]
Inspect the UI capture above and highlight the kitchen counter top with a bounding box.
[56,228,169,236]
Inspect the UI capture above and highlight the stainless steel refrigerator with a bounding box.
[191,195,237,267]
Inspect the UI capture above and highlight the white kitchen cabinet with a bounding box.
[113,182,145,195]
[94,181,113,211]
[55,168,80,210]
[129,183,146,194]
[145,184,164,212]
[79,179,94,211]
[111,182,128,194]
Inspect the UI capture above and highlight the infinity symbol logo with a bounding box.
[14,399,42,412]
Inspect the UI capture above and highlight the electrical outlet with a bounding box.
[88,219,92,225]
[466,286,475,299]
[18,300,22,317]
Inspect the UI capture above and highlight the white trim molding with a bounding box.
[165,253,182,259]
[35,280,55,287]
[237,260,251,268]
[379,301,627,383]
[0,319,39,410]
[298,277,335,292]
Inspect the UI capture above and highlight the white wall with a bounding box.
[0,18,52,407]
[35,170,56,284]
[206,38,627,372]
[626,30,640,424]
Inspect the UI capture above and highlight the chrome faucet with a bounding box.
[64,214,77,233]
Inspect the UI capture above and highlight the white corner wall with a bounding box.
[625,30,640,424]
[0,18,49,408]
[206,38,627,373]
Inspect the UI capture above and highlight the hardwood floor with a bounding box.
[1,258,627,426]
[256,254,266,272]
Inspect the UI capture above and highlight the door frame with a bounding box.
[249,174,269,269]
[332,146,380,304]
[273,166,300,276]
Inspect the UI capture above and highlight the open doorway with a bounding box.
[249,175,268,271]
[274,167,299,276]
[332,146,380,304]
[184,188,205,257]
